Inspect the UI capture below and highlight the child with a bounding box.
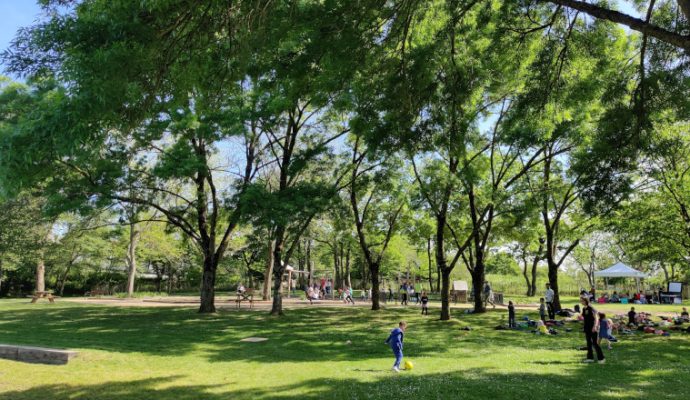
[508,301,516,328]
[681,307,689,322]
[344,286,355,305]
[598,312,616,350]
[385,321,407,372]
[420,291,429,315]
[536,320,549,335]
[539,298,547,322]
[628,307,637,326]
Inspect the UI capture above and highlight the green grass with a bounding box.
[1,299,689,399]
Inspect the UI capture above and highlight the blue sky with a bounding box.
[0,0,42,78]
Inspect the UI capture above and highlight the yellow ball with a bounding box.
[404,360,414,370]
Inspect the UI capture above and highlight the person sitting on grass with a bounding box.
[681,307,689,322]
[508,301,516,328]
[598,312,617,350]
[611,292,620,303]
[628,307,637,326]
[385,321,407,372]
[539,298,547,322]
[421,291,429,316]
[536,320,550,335]
[581,296,605,364]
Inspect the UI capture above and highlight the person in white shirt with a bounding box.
[545,283,555,319]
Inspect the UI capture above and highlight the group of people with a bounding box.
[387,281,423,305]
[582,289,664,305]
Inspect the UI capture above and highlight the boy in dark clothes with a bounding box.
[628,307,637,326]
[385,321,407,372]
[421,291,429,315]
[508,301,516,328]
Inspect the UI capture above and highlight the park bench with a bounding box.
[30,291,56,304]
[235,288,254,309]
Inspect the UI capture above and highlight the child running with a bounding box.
[598,312,616,350]
[421,291,429,315]
[385,321,407,372]
[508,301,516,328]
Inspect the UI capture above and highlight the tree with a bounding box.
[349,137,407,310]
[571,231,618,288]
[0,0,266,312]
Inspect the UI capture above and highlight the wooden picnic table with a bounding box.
[30,291,56,303]
[235,289,254,309]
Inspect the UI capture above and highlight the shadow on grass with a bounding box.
[0,302,687,368]
[2,363,687,400]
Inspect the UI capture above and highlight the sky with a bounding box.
[0,0,42,79]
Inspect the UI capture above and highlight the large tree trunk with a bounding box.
[262,240,275,301]
[199,252,218,313]
[471,269,486,313]
[547,260,562,311]
[36,258,45,293]
[0,258,3,294]
[440,268,451,320]
[371,262,381,310]
[270,229,286,316]
[125,222,140,297]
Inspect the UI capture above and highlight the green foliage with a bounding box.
[484,252,520,276]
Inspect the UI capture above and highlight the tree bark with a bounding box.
[199,252,218,313]
[371,262,381,310]
[521,247,532,296]
[427,237,434,292]
[36,258,45,293]
[440,268,451,320]
[270,229,286,316]
[125,221,140,297]
[547,259,561,311]
[530,248,541,296]
[543,0,690,51]
[263,239,274,301]
[345,245,351,288]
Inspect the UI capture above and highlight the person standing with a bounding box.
[421,291,429,315]
[581,296,605,364]
[545,283,555,320]
[508,301,516,328]
[400,282,408,306]
[483,282,495,309]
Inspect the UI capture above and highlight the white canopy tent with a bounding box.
[594,262,647,292]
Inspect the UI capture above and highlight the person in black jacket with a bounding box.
[581,296,605,364]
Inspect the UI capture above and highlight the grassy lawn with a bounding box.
[1,299,689,399]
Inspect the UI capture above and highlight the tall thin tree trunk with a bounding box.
[427,237,434,292]
[522,252,531,296]
[440,269,451,320]
[345,245,351,288]
[263,239,275,301]
[530,252,540,297]
[125,222,140,297]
